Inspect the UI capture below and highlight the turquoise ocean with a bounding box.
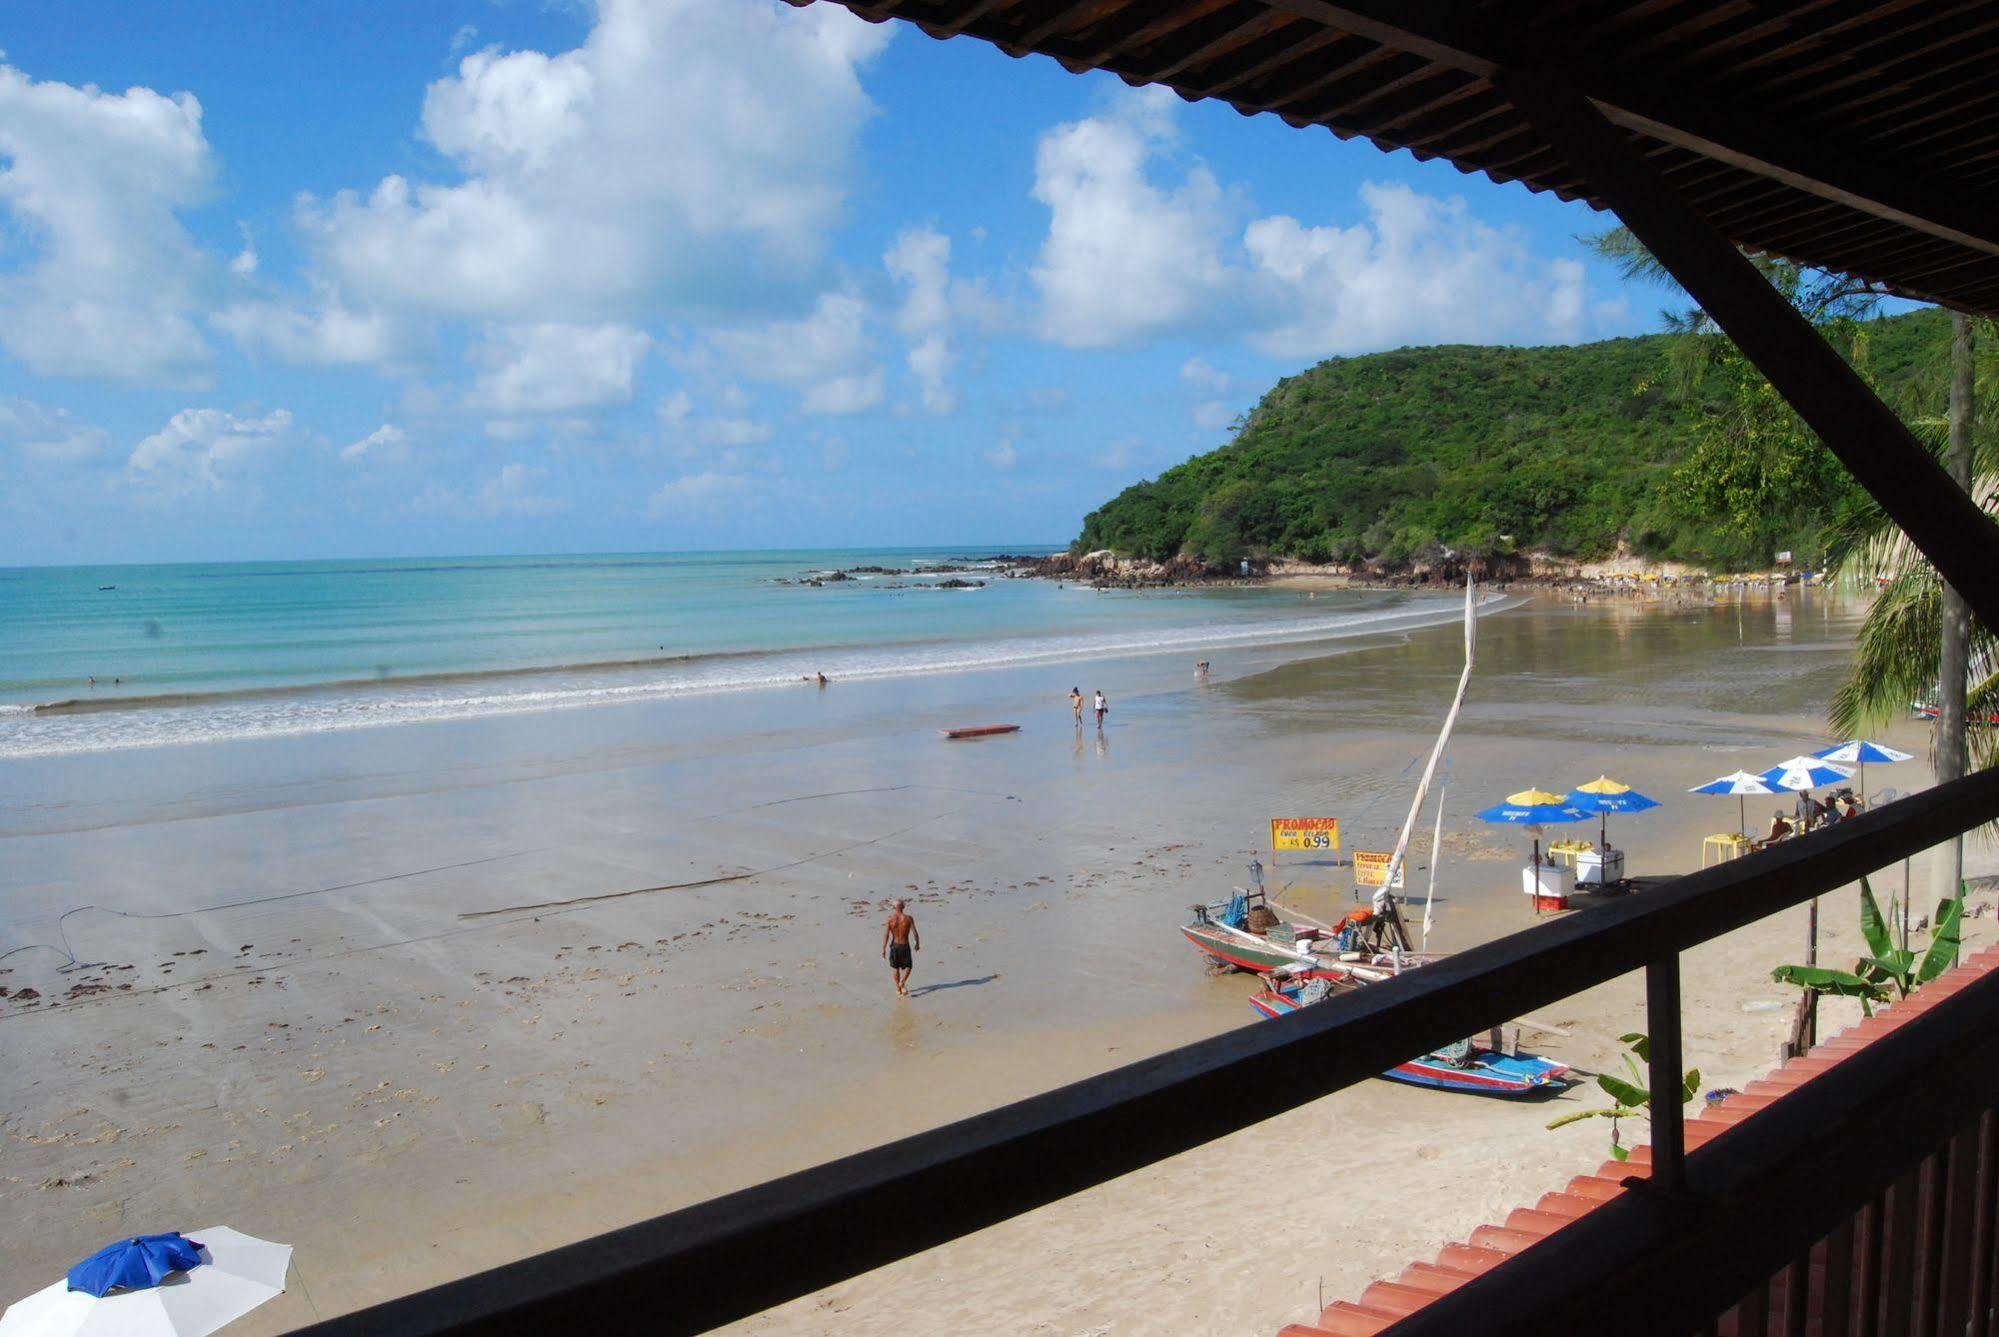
[0,549,1474,759]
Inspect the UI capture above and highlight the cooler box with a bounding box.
[1522,863,1574,912]
[1575,847,1626,887]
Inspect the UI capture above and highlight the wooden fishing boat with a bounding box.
[1248,970,1571,1097]
[1913,702,1999,726]
[1182,888,1415,973]
[941,724,1021,739]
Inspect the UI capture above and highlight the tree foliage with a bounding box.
[1074,309,1954,569]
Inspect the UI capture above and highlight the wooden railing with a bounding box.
[292,767,1999,1337]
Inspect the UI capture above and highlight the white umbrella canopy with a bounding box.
[0,1229,291,1337]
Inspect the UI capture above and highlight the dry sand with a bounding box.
[1,589,1986,1335]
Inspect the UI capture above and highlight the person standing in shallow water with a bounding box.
[1093,689,1108,727]
[1069,687,1083,723]
[883,898,919,997]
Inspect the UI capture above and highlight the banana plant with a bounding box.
[1547,1032,1701,1162]
[1770,877,1963,1016]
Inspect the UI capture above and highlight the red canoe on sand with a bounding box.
[942,724,1021,739]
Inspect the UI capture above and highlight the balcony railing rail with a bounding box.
[293,766,1999,1337]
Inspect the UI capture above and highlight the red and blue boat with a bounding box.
[1247,969,1572,1097]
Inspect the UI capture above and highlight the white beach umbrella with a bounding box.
[0,1229,291,1337]
[1762,755,1856,795]
[1690,770,1778,837]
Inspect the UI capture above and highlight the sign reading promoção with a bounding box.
[1270,817,1340,852]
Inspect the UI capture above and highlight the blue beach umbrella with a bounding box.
[1761,755,1856,794]
[1691,770,1777,837]
[66,1234,203,1298]
[1475,789,1590,870]
[1564,775,1662,852]
[1,1226,292,1337]
[1813,739,1911,805]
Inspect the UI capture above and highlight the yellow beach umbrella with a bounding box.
[1506,788,1569,806]
[1572,776,1632,796]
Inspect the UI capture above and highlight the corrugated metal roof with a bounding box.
[793,1,1999,316]
[1281,943,1999,1336]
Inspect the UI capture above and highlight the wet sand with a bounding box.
[1,589,1984,1334]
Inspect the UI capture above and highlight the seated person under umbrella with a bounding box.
[1759,810,1794,847]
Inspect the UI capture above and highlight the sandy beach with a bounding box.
[2,588,1986,1335]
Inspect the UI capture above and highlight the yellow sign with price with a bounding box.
[1270,817,1340,852]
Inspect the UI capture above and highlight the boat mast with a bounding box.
[1381,572,1479,949]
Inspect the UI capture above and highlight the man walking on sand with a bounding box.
[883,899,919,996]
[1093,689,1108,727]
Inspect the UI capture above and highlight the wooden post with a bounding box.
[1937,313,1975,918]
[1647,955,1687,1193]
[1495,70,1999,639]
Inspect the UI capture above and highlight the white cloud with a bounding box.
[0,63,216,383]
[1192,400,1234,432]
[657,390,694,426]
[647,469,750,516]
[0,398,110,464]
[985,439,1018,470]
[1027,94,1592,357]
[471,322,651,413]
[296,0,891,325]
[699,417,772,447]
[476,462,568,516]
[412,462,567,518]
[884,226,962,413]
[340,423,408,463]
[802,368,884,415]
[1180,357,1232,394]
[1094,437,1140,471]
[214,295,406,366]
[127,408,292,492]
[1031,90,1236,348]
[707,291,884,414]
[1243,183,1588,357]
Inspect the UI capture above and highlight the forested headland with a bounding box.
[1073,307,1953,573]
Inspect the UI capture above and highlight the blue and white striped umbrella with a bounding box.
[1761,756,1856,793]
[1813,739,1908,805]
[1814,740,1913,766]
[1691,770,1777,836]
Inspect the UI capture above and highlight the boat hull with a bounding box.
[1181,922,1308,973]
[1249,986,1570,1096]
[942,724,1021,739]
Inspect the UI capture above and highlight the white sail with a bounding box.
[1382,573,1478,901]
[1422,779,1447,949]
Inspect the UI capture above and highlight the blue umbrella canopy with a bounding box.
[1761,756,1856,793]
[1563,777,1660,853]
[67,1232,204,1297]
[1476,790,1588,871]
[1815,740,1912,766]
[1812,740,1909,804]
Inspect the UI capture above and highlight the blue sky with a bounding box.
[0,0,1667,566]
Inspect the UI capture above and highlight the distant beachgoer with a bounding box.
[1842,795,1862,820]
[1196,660,1210,679]
[882,899,919,997]
[1069,687,1083,722]
[816,672,828,687]
[1093,690,1108,726]
[1765,811,1793,845]
[87,676,96,686]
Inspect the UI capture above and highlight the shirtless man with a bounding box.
[882,899,920,997]
[1069,686,1084,722]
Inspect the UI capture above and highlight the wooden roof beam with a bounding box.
[1252,0,1999,259]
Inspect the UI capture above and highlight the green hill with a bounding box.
[1075,308,1950,572]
